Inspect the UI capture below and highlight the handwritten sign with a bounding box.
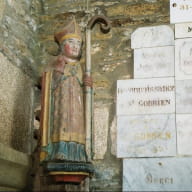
[123,158,192,191]
[117,78,175,115]
[117,114,176,158]
[170,0,192,23]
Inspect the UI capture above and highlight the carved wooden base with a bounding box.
[46,162,94,173]
[43,162,93,184]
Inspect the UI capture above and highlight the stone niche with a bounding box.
[0,53,34,153]
[0,52,32,190]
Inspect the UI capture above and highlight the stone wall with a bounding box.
[0,0,42,79]
[39,0,170,191]
[0,53,34,153]
[0,0,41,153]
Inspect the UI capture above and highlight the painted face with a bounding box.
[62,38,82,59]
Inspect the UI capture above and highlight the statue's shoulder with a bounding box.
[44,55,66,74]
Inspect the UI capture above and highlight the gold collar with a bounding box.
[67,62,78,66]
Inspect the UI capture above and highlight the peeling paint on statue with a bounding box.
[40,18,94,183]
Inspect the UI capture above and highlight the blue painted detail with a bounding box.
[42,141,87,162]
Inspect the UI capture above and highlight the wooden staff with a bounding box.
[85,15,111,161]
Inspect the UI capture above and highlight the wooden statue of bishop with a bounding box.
[40,18,93,183]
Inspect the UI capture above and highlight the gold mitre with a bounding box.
[54,18,82,44]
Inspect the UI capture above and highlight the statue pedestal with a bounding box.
[44,162,94,184]
[49,172,89,183]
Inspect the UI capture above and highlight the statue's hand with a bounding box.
[57,55,66,66]
[83,74,93,88]
[55,55,66,73]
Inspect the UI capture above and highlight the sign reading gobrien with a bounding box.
[117,78,175,115]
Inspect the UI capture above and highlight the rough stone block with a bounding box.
[93,103,109,160]
[110,117,117,156]
[0,0,5,21]
[0,143,30,190]
[0,53,33,153]
[106,3,162,18]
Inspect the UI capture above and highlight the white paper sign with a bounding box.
[170,0,192,24]
[117,78,175,115]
